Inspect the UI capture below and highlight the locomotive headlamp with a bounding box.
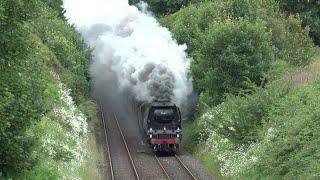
[149,134,152,138]
[164,127,166,131]
[177,134,180,138]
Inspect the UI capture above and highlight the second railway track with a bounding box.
[101,105,140,180]
[113,113,140,180]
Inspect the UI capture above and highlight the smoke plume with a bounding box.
[63,0,193,106]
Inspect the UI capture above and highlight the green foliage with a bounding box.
[186,61,320,178]
[19,111,81,179]
[41,0,65,18]
[0,32,58,175]
[160,0,315,104]
[0,1,59,172]
[267,15,316,66]
[0,0,92,177]
[29,6,92,103]
[0,0,37,26]
[240,83,320,179]
[279,0,320,46]
[130,0,197,15]
[223,0,316,66]
[158,0,318,178]
[193,19,274,104]
[197,77,292,145]
[79,100,98,121]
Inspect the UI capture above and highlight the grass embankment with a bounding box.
[81,108,109,180]
[183,52,320,179]
[157,0,320,178]
[0,0,106,178]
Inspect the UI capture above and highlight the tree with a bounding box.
[192,19,275,104]
[129,0,196,15]
[279,0,320,45]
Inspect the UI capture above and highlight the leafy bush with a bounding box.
[188,62,320,178]
[30,11,92,103]
[0,2,58,173]
[160,0,315,104]
[279,0,320,46]
[0,0,92,177]
[226,0,316,66]
[157,0,319,178]
[240,82,320,179]
[192,19,275,104]
[129,0,197,15]
[0,35,56,175]
[198,77,292,145]
[267,15,316,66]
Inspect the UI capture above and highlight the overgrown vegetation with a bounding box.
[129,0,197,15]
[279,0,320,46]
[2,0,319,178]
[0,0,98,178]
[156,0,319,178]
[160,0,315,104]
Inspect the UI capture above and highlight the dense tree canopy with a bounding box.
[129,0,197,15]
[160,0,315,104]
[279,0,320,45]
[192,19,275,103]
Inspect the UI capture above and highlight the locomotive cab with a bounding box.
[146,100,182,153]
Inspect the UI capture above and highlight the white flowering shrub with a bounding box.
[192,77,320,179]
[54,81,88,137]
[194,85,283,178]
[200,111,278,177]
[28,74,89,179]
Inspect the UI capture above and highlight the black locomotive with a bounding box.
[138,100,182,153]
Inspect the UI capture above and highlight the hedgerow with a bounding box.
[191,66,320,178]
[0,0,93,178]
[158,0,319,178]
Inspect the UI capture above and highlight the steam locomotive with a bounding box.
[137,100,182,153]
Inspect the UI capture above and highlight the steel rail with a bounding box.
[100,105,115,180]
[154,155,172,180]
[174,155,197,180]
[113,113,140,180]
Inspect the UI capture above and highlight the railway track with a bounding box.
[100,105,140,180]
[101,106,114,180]
[174,155,198,180]
[101,104,198,180]
[113,113,140,180]
[154,154,198,180]
[154,154,172,180]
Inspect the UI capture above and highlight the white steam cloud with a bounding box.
[63,0,193,106]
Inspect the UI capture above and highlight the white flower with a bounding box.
[228,126,235,131]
